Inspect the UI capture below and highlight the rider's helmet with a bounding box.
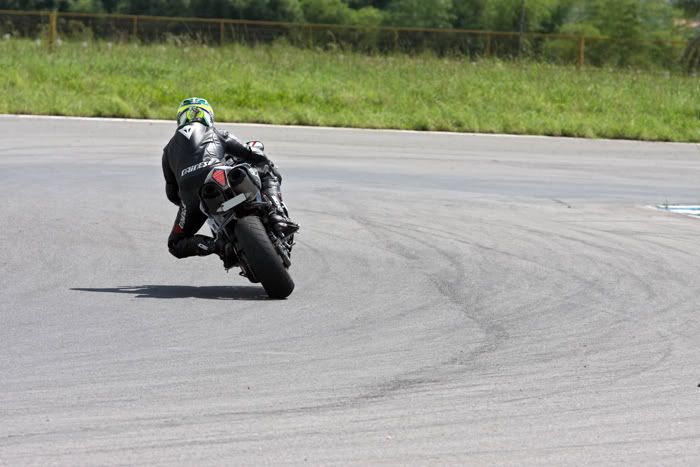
[176,97,214,128]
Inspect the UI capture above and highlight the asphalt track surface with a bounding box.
[2,115,700,465]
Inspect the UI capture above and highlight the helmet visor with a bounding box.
[177,105,214,127]
[177,97,214,127]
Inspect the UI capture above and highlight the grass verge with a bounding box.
[1,39,698,142]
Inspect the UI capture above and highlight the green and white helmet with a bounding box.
[177,97,214,128]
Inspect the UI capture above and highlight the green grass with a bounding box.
[1,39,698,142]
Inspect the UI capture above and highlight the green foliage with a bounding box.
[0,0,694,38]
[481,0,562,33]
[558,0,679,67]
[300,0,366,24]
[674,0,700,17]
[565,0,676,38]
[0,0,693,70]
[189,0,305,22]
[0,0,86,11]
[452,0,485,29]
[64,0,101,12]
[383,0,455,28]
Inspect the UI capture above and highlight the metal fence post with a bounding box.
[577,35,585,69]
[485,32,492,57]
[132,16,138,41]
[219,21,224,46]
[48,10,58,51]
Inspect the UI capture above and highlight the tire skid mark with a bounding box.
[350,198,685,403]
[346,211,507,400]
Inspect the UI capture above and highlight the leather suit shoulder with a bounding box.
[214,127,244,144]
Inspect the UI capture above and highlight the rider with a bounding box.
[162,97,298,261]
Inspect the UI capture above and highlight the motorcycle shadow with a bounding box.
[71,285,269,301]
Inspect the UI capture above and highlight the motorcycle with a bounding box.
[198,153,295,299]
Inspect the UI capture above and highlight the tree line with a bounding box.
[1,0,698,39]
[3,0,700,69]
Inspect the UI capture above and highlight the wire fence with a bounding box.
[0,9,690,70]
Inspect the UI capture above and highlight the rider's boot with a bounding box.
[169,234,236,269]
[214,236,237,269]
[262,179,299,237]
[169,235,218,258]
[267,195,299,236]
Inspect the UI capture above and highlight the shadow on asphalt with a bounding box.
[71,285,269,300]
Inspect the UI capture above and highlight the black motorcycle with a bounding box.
[198,158,295,299]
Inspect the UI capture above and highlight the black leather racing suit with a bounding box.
[161,122,284,259]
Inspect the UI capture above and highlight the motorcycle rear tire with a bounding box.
[234,215,295,299]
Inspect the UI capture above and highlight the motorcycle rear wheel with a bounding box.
[234,215,295,299]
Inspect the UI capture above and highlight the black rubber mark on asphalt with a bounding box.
[552,198,572,209]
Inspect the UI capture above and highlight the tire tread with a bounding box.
[234,216,294,299]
